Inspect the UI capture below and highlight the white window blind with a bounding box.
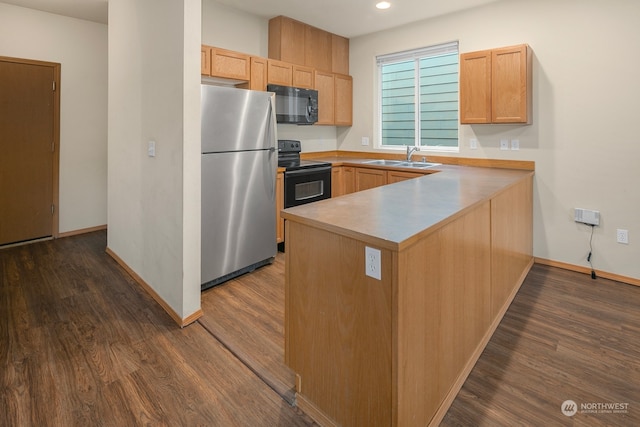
[378,41,459,149]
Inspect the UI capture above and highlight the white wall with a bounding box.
[0,3,107,234]
[346,0,640,280]
[201,0,338,153]
[202,0,268,57]
[108,0,201,320]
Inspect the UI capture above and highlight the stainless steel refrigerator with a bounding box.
[201,84,277,290]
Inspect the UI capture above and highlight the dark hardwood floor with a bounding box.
[2,231,639,426]
[0,231,314,426]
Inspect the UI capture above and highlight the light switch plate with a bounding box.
[361,137,370,146]
[500,139,509,150]
[148,140,156,157]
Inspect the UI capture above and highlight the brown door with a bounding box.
[0,58,58,246]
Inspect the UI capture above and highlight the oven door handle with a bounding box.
[284,166,332,177]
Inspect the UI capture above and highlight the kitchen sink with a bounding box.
[363,159,441,169]
[362,159,405,166]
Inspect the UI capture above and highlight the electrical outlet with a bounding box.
[361,137,369,146]
[511,139,520,150]
[500,139,509,150]
[617,229,629,244]
[470,138,478,150]
[365,246,381,280]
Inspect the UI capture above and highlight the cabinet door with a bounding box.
[269,16,306,65]
[292,65,315,89]
[314,71,335,125]
[201,45,211,76]
[305,25,332,71]
[276,171,284,243]
[492,45,531,124]
[355,168,386,192]
[248,57,268,91]
[386,170,423,184]
[331,166,343,197]
[267,59,293,86]
[459,49,492,124]
[343,167,355,194]
[334,74,353,126]
[210,48,250,81]
[332,34,349,75]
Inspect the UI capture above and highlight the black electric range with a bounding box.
[277,140,332,171]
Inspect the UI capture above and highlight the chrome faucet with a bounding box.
[406,145,420,161]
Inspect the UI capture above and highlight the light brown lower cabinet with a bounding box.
[337,167,425,194]
[385,170,423,183]
[331,167,343,197]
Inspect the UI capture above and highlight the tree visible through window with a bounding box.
[378,42,459,150]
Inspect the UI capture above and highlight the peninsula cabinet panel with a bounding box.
[292,65,315,89]
[334,74,353,126]
[267,59,293,86]
[396,201,491,426]
[490,174,533,318]
[285,222,393,426]
[210,48,250,81]
[314,71,335,125]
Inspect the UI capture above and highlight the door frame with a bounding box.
[1,56,61,239]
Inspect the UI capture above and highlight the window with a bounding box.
[378,41,459,150]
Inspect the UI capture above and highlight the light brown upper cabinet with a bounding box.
[460,44,532,124]
[315,71,352,126]
[269,15,349,74]
[201,46,211,75]
[292,65,315,89]
[334,74,353,126]
[208,47,251,81]
[267,59,293,86]
[314,70,335,125]
[331,34,349,75]
[305,25,332,72]
[269,16,306,65]
[247,56,268,91]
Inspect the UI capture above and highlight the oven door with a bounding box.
[284,166,332,208]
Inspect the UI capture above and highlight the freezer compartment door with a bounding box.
[201,85,276,153]
[201,149,277,285]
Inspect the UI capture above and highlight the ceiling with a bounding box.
[2,0,502,38]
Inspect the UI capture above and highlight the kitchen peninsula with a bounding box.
[282,161,534,426]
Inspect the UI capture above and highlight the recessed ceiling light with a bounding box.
[376,1,391,10]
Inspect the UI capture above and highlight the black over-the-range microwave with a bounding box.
[267,84,318,125]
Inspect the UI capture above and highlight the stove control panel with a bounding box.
[278,139,301,154]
